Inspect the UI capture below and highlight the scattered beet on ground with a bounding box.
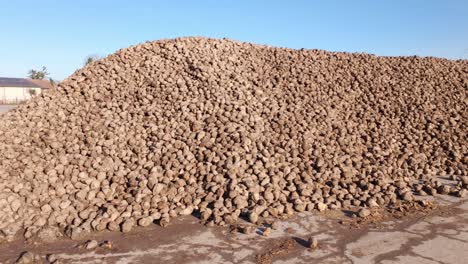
[0,37,466,242]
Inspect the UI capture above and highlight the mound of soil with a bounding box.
[0,37,466,242]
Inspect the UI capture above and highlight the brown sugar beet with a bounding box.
[0,37,466,242]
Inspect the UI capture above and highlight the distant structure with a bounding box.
[0,77,54,104]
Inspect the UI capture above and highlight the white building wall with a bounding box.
[0,87,42,104]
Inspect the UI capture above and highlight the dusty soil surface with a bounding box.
[1,194,466,264]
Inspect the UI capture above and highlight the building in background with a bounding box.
[0,77,54,104]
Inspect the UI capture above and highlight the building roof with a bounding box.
[28,79,54,89]
[0,77,54,89]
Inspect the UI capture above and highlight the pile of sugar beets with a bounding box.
[0,37,466,242]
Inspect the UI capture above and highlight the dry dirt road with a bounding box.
[1,194,467,264]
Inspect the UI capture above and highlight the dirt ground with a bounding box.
[1,194,466,264]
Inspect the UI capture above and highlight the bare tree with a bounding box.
[28,66,49,80]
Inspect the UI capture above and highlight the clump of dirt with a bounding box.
[0,37,466,242]
[256,238,297,264]
[387,200,438,219]
[340,200,439,228]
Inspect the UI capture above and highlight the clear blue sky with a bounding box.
[0,0,467,80]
